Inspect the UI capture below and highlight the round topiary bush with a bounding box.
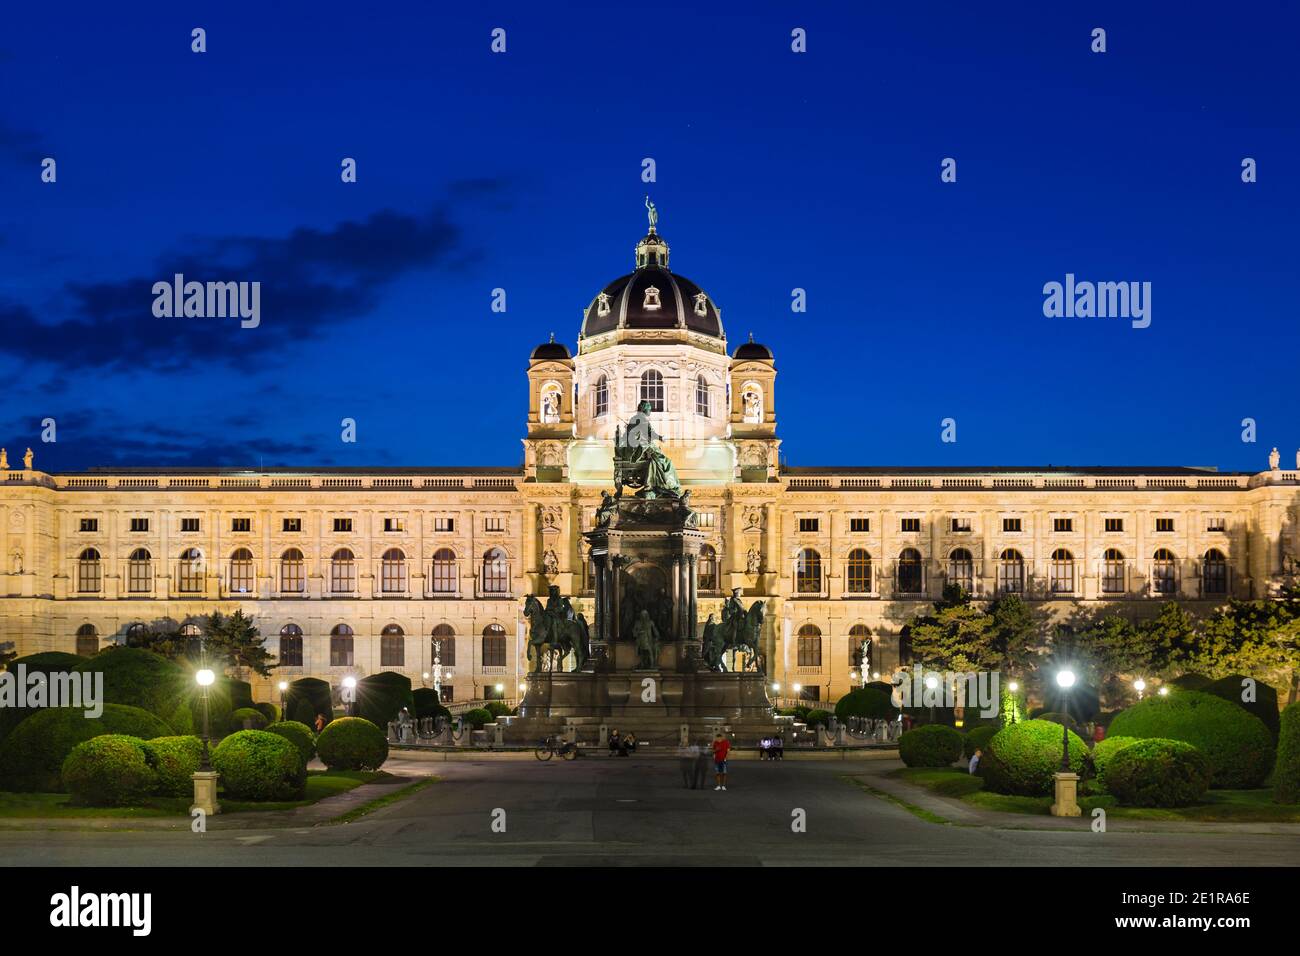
[484,700,513,719]
[1204,674,1280,739]
[1171,672,1212,691]
[834,687,896,721]
[1089,735,1139,791]
[983,719,1088,796]
[315,717,388,771]
[285,678,333,728]
[463,707,494,730]
[0,703,173,792]
[229,707,268,730]
[72,647,193,733]
[211,729,306,800]
[356,672,414,731]
[254,702,279,725]
[804,709,832,729]
[1273,702,1300,805]
[264,720,316,768]
[1106,738,1210,807]
[898,724,964,767]
[61,735,157,807]
[1107,690,1273,789]
[0,651,87,744]
[963,724,998,759]
[142,735,203,796]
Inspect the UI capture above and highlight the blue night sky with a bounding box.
[1,1,1296,473]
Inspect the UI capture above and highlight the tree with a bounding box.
[0,641,14,669]
[1201,581,1300,703]
[201,610,277,678]
[987,594,1039,675]
[905,586,995,672]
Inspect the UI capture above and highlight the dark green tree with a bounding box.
[201,610,277,678]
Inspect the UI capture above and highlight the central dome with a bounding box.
[580,214,725,342]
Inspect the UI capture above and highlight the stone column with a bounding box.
[671,555,682,637]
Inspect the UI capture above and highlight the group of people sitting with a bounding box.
[758,735,785,760]
[607,729,638,756]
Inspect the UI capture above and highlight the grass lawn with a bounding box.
[0,769,386,818]
[893,767,1300,823]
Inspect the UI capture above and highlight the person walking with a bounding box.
[712,733,731,790]
[968,747,983,775]
[677,741,695,787]
[608,728,621,755]
[692,740,711,789]
[314,713,326,734]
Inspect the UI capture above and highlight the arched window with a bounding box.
[126,622,149,645]
[1152,549,1177,595]
[178,548,203,593]
[1102,548,1126,593]
[431,548,457,594]
[849,623,871,672]
[797,624,822,667]
[77,548,101,593]
[846,549,873,593]
[997,549,1024,594]
[330,624,354,666]
[381,548,407,594]
[179,622,203,658]
[1202,548,1228,596]
[229,548,254,593]
[331,549,356,593]
[432,623,456,666]
[592,375,609,418]
[639,369,664,412]
[698,545,718,591]
[279,549,304,593]
[947,548,973,593]
[795,548,822,594]
[75,623,98,657]
[279,624,303,667]
[897,548,924,594]
[127,548,152,593]
[695,375,710,418]
[481,624,507,667]
[380,624,405,667]
[1050,549,1075,594]
[482,548,508,594]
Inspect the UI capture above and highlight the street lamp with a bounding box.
[925,674,939,724]
[342,675,357,716]
[1158,685,1169,697]
[1007,680,1020,724]
[195,669,215,770]
[277,680,288,721]
[1055,669,1076,772]
[192,667,219,816]
[1133,678,1146,700]
[1048,667,1082,818]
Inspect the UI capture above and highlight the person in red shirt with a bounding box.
[711,733,731,791]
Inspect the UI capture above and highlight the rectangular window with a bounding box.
[901,518,921,533]
[231,518,251,533]
[180,518,200,533]
[333,518,353,533]
[950,517,970,533]
[380,635,405,667]
[481,634,507,667]
[1054,518,1073,533]
[279,636,303,668]
[1002,518,1022,533]
[439,686,454,703]
[330,636,354,667]
[850,518,870,533]
[797,635,822,667]
[383,517,404,533]
[282,517,302,532]
[798,686,821,702]
[79,518,99,533]
[1155,518,1175,533]
[434,517,455,533]
[798,518,820,533]
[484,517,504,532]
[696,512,717,528]
[1104,518,1124,533]
[130,518,149,533]
[1207,517,1226,532]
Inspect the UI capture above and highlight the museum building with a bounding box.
[2,213,1299,706]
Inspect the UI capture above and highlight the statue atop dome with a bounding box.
[645,194,658,233]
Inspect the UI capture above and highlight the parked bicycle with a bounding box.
[534,735,579,761]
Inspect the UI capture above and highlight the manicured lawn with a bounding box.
[0,770,385,818]
[893,767,1300,823]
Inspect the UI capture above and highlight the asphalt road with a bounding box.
[2,757,1298,866]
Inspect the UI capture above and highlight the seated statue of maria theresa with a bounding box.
[617,400,682,498]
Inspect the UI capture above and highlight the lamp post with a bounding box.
[277,680,288,721]
[925,674,939,725]
[1133,678,1146,701]
[1008,680,1020,724]
[1158,685,1169,697]
[1049,668,1081,817]
[342,675,357,716]
[191,668,220,816]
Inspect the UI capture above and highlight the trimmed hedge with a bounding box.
[0,703,172,792]
[62,735,157,807]
[254,702,279,725]
[265,721,316,768]
[211,729,305,800]
[983,719,1088,796]
[1106,739,1210,807]
[1089,735,1139,791]
[1274,703,1300,805]
[1041,682,1101,723]
[412,688,451,722]
[463,707,494,730]
[72,647,194,734]
[142,735,203,796]
[316,717,388,771]
[286,678,333,728]
[484,700,513,719]
[356,672,414,732]
[898,725,964,768]
[1204,674,1280,739]
[0,651,86,743]
[963,725,997,759]
[1107,691,1273,789]
[804,709,832,729]
[230,707,268,731]
[1170,672,1212,691]
[834,687,896,720]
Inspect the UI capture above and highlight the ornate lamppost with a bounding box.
[1049,668,1081,817]
[191,667,220,816]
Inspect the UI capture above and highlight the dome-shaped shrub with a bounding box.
[285,678,333,728]
[230,707,268,730]
[1089,735,1139,791]
[983,719,1088,796]
[963,724,998,759]
[484,700,513,719]
[264,720,316,768]
[462,707,493,730]
[804,709,832,729]
[73,647,193,733]
[1106,738,1210,807]
[0,703,172,792]
[211,729,306,800]
[1204,674,1280,739]
[142,735,203,796]
[0,651,87,743]
[254,702,279,725]
[1273,703,1300,805]
[1107,691,1273,789]
[356,672,414,732]
[316,717,388,771]
[898,724,963,767]
[61,735,157,807]
[834,687,896,720]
